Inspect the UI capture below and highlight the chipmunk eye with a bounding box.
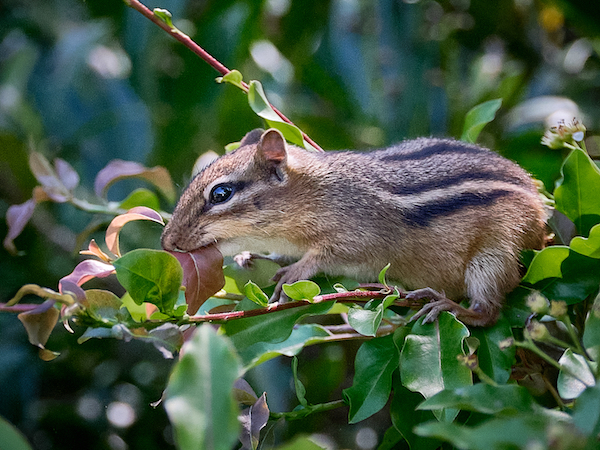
[209,184,235,204]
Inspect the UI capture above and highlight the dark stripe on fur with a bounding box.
[402,190,512,227]
[379,141,488,162]
[392,170,525,195]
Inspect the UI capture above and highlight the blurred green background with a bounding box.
[1,0,600,449]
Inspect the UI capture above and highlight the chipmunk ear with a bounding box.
[257,129,287,164]
[239,128,265,147]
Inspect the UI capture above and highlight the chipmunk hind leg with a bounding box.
[408,248,517,327]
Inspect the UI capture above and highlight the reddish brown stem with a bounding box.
[125,0,323,152]
[186,290,421,323]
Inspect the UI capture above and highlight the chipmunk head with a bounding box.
[161,128,299,255]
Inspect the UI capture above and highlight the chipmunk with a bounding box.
[162,128,546,326]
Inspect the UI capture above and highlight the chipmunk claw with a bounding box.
[406,288,458,324]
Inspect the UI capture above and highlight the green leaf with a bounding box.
[460,98,502,143]
[82,289,127,324]
[554,147,600,236]
[378,263,391,287]
[244,281,269,307]
[247,80,309,150]
[292,356,308,407]
[522,247,600,304]
[572,382,600,437]
[583,293,600,356]
[471,316,515,384]
[120,292,148,322]
[221,302,334,352]
[216,70,244,90]
[557,349,596,399]
[343,334,399,423]
[238,324,330,369]
[415,415,582,449]
[113,249,183,314]
[418,384,535,415]
[118,188,161,211]
[0,416,33,450]
[282,280,321,302]
[153,8,174,29]
[347,292,399,337]
[390,374,440,450]
[400,313,472,422]
[275,436,327,450]
[570,223,600,258]
[164,325,242,450]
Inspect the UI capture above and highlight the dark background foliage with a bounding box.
[1,0,600,449]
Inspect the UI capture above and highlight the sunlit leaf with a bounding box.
[105,206,164,257]
[247,80,309,150]
[79,239,112,263]
[164,325,242,450]
[282,280,320,302]
[343,334,398,423]
[167,245,225,315]
[113,249,182,314]
[94,160,176,203]
[461,98,502,143]
[59,259,115,289]
[522,247,600,304]
[245,281,269,307]
[554,148,600,236]
[216,69,245,90]
[570,223,600,258]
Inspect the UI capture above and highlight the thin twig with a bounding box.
[125,0,323,151]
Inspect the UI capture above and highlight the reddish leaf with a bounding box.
[167,245,225,315]
[59,259,116,290]
[105,207,164,257]
[94,160,176,203]
[3,198,36,254]
[234,378,259,405]
[80,239,113,263]
[18,300,59,349]
[54,158,80,191]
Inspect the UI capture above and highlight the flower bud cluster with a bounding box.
[541,118,586,149]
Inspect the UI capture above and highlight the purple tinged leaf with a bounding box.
[3,198,37,254]
[59,259,116,290]
[105,207,165,258]
[239,393,269,450]
[17,299,59,349]
[94,160,176,203]
[234,379,259,406]
[54,158,80,191]
[58,280,86,303]
[28,152,70,202]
